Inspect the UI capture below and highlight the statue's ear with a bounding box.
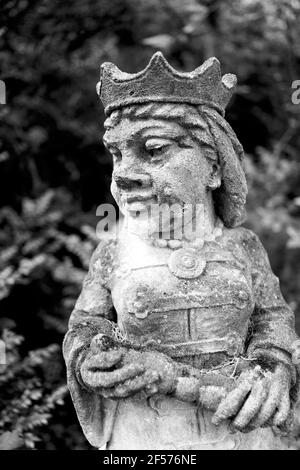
[207,162,221,190]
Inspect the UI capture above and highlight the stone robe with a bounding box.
[63,226,298,449]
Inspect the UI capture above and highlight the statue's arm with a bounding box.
[245,230,298,381]
[211,229,299,430]
[63,240,118,388]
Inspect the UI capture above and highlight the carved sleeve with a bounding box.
[68,239,116,328]
[245,230,297,378]
[62,239,118,447]
[63,239,117,383]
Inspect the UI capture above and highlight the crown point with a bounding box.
[101,61,121,77]
[152,51,165,59]
[149,51,169,67]
[197,56,221,78]
[207,57,220,66]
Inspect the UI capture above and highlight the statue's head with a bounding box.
[98,52,247,229]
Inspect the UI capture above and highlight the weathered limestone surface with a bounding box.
[63,52,299,450]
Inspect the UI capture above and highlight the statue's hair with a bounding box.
[104,103,248,228]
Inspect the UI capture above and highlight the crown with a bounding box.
[97,51,237,117]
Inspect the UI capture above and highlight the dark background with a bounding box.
[0,0,300,449]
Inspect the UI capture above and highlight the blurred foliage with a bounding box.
[0,0,300,449]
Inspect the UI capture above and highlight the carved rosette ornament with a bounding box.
[168,219,223,279]
[168,247,206,279]
[63,52,299,450]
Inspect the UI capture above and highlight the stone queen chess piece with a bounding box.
[63,52,299,450]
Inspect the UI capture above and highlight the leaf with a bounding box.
[0,431,24,450]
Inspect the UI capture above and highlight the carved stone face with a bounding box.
[103,116,221,220]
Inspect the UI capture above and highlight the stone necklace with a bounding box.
[151,218,224,279]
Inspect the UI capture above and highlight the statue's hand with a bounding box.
[212,363,291,431]
[79,343,159,399]
[97,348,177,399]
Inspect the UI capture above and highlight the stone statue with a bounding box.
[63,52,299,450]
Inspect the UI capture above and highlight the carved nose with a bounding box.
[113,172,151,190]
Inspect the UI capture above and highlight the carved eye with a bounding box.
[148,146,164,158]
[145,139,170,159]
